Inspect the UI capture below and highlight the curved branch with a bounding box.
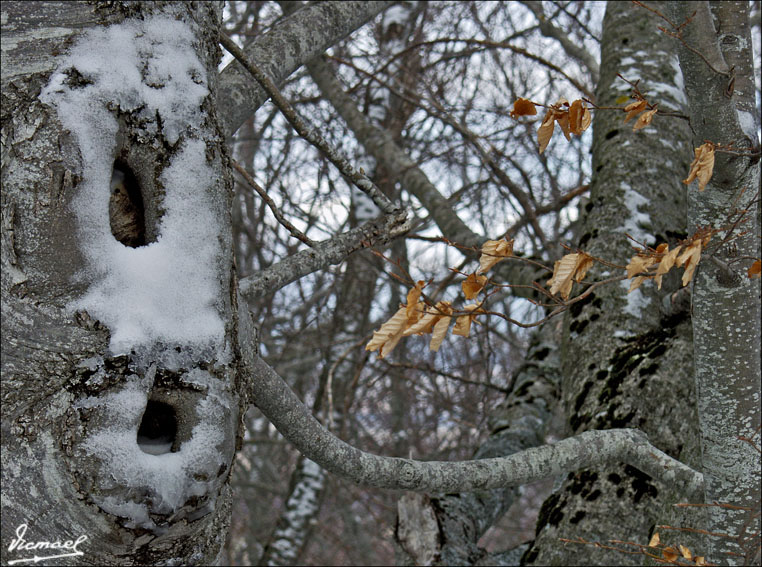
[247,352,704,498]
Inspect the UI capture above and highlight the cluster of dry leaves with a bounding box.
[366,239,513,358]
[367,225,759,356]
[364,92,760,358]
[648,532,707,565]
[511,97,591,153]
[510,96,715,190]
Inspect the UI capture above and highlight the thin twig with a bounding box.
[220,33,400,216]
[232,160,317,247]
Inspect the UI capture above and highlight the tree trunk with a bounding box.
[670,2,761,563]
[1,3,245,564]
[526,2,701,563]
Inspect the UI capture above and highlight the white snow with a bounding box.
[620,280,651,318]
[39,16,225,357]
[617,182,653,245]
[74,370,227,529]
[736,109,760,143]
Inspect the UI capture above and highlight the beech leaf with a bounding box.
[633,107,657,131]
[462,273,487,299]
[538,110,556,154]
[683,143,715,191]
[478,239,514,274]
[749,260,761,279]
[623,99,647,123]
[510,97,537,118]
[453,304,480,337]
[365,306,409,358]
[547,252,593,300]
[676,240,703,286]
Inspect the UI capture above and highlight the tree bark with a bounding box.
[2,3,244,564]
[526,2,701,564]
[670,2,761,563]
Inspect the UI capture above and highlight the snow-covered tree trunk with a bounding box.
[1,3,245,564]
[671,2,761,563]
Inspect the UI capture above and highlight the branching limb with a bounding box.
[218,0,392,136]
[220,33,399,216]
[246,350,704,498]
[238,211,409,301]
[232,160,317,248]
[520,0,600,83]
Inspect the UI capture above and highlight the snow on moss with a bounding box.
[39,16,224,356]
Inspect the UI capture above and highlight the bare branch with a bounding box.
[246,350,704,498]
[238,211,409,301]
[220,33,399,216]
[218,0,393,136]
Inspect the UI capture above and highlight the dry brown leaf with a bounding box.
[365,306,408,358]
[633,107,658,131]
[568,99,591,136]
[629,275,649,293]
[429,303,453,351]
[575,253,594,282]
[510,98,537,118]
[547,253,593,300]
[477,239,514,274]
[648,532,661,548]
[462,273,487,299]
[683,143,715,191]
[679,544,692,560]
[623,99,647,123]
[557,112,572,141]
[655,245,682,289]
[695,556,706,565]
[538,110,556,154]
[453,304,480,337]
[626,253,657,279]
[404,305,438,336]
[676,239,703,286]
[662,547,680,562]
[747,260,760,279]
[404,301,452,338]
[406,281,426,322]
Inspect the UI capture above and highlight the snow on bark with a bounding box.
[39,15,226,360]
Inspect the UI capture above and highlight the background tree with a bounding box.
[1,2,759,566]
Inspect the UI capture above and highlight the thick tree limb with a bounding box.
[217,1,392,137]
[246,352,703,498]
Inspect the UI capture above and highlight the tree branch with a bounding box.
[217,0,393,137]
[246,350,704,498]
[520,0,600,84]
[220,32,399,216]
[238,211,409,301]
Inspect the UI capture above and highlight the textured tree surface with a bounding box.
[2,2,759,566]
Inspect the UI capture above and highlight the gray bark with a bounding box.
[670,2,761,563]
[395,327,562,566]
[217,0,392,138]
[527,2,701,564]
[2,3,244,564]
[246,353,702,496]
